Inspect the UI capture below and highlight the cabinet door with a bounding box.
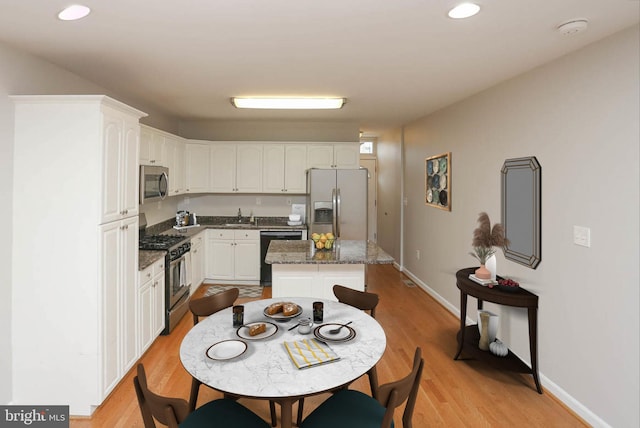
[138,279,153,353]
[121,118,140,217]
[139,126,153,165]
[102,116,122,224]
[207,238,234,279]
[210,144,236,192]
[152,269,165,338]
[271,265,315,298]
[185,143,211,193]
[165,136,183,196]
[150,132,165,166]
[333,144,360,168]
[263,144,285,193]
[100,221,120,396]
[121,216,139,373]
[284,144,308,192]
[234,230,260,280]
[173,139,185,195]
[307,144,335,169]
[190,234,204,293]
[236,144,263,192]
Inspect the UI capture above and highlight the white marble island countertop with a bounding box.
[265,240,394,265]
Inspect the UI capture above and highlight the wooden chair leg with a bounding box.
[188,377,201,412]
[269,400,277,427]
[296,398,305,426]
[368,366,379,400]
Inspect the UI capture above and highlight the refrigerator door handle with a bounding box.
[336,188,341,238]
[332,188,338,237]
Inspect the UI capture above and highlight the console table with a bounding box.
[453,267,542,393]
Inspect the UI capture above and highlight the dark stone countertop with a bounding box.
[265,240,394,265]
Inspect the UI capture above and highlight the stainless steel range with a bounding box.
[139,232,191,335]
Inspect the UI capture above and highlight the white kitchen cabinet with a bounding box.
[138,258,165,355]
[185,142,211,193]
[190,231,205,294]
[165,134,186,196]
[12,95,146,416]
[206,229,260,282]
[101,110,140,224]
[263,144,307,193]
[139,124,165,166]
[101,216,139,397]
[307,143,360,169]
[210,143,263,193]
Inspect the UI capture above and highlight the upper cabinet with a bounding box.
[185,142,211,193]
[263,144,308,193]
[139,125,165,166]
[307,143,360,169]
[210,143,263,193]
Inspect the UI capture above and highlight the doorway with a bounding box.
[360,158,377,243]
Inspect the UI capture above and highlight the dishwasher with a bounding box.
[260,230,303,285]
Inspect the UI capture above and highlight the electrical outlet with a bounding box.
[404,197,408,206]
[416,250,421,260]
[286,198,292,205]
[573,225,591,247]
[256,197,261,205]
[184,197,190,205]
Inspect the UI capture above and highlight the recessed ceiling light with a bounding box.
[58,5,91,21]
[448,3,481,19]
[231,97,346,110]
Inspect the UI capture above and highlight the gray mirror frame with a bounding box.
[501,156,541,269]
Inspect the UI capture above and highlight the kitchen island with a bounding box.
[265,240,394,299]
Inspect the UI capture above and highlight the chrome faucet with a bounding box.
[237,208,242,222]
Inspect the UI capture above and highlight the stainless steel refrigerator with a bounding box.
[306,168,368,240]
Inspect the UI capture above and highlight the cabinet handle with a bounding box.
[146,273,151,279]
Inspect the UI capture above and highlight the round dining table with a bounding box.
[179,297,387,428]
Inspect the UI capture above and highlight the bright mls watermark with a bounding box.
[0,406,68,427]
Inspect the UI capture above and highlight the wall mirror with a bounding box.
[501,156,541,269]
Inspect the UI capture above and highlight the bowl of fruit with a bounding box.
[497,277,520,292]
[310,232,335,251]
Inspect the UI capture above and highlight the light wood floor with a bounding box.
[71,264,587,427]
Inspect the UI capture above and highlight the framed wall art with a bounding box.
[425,152,451,211]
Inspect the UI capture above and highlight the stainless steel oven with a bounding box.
[165,241,191,334]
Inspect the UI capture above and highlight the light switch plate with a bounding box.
[573,225,591,247]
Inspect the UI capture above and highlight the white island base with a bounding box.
[271,264,365,300]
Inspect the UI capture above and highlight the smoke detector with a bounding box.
[557,19,589,36]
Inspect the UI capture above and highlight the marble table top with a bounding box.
[179,297,386,400]
[265,240,394,264]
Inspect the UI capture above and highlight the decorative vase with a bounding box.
[478,312,490,351]
[475,264,491,279]
[477,310,499,343]
[485,253,497,280]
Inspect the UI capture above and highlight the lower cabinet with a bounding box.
[190,231,205,294]
[138,258,165,355]
[206,229,260,282]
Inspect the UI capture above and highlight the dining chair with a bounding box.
[295,284,381,425]
[333,284,381,397]
[299,347,424,428]
[188,288,278,427]
[134,363,270,428]
[188,288,239,412]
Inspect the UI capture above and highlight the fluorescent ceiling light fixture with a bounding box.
[58,4,91,21]
[448,3,480,19]
[231,97,345,110]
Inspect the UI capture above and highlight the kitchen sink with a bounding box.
[224,223,255,228]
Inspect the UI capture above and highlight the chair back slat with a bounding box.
[189,287,239,325]
[333,284,379,318]
[377,348,424,428]
[134,364,190,428]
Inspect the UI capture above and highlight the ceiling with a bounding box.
[0,1,638,136]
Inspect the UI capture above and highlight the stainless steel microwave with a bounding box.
[140,165,169,204]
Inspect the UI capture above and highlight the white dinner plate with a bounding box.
[314,323,357,342]
[206,340,248,360]
[263,304,303,321]
[236,322,278,340]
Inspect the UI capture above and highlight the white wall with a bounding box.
[398,25,639,427]
[376,128,403,262]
